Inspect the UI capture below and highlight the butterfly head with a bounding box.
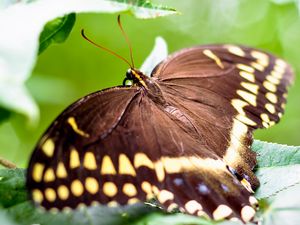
[124,68,148,89]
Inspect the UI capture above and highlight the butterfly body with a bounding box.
[27,44,294,222]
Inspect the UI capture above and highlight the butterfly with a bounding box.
[26,18,294,223]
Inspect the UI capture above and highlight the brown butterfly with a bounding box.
[26,17,294,223]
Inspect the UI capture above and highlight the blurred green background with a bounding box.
[1,0,300,167]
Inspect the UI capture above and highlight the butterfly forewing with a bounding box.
[152,44,293,189]
[27,44,294,223]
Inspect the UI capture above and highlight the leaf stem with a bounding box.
[0,156,17,169]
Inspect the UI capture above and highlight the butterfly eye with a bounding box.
[126,69,134,80]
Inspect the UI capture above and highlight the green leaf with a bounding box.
[0,0,178,122]
[0,169,27,208]
[38,13,76,54]
[252,140,300,199]
[270,0,300,13]
[258,184,300,225]
[0,211,17,225]
[0,107,10,124]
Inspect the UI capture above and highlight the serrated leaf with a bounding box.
[253,140,300,199]
[38,13,76,54]
[132,212,244,225]
[259,183,300,225]
[6,201,161,225]
[253,140,300,168]
[0,0,177,122]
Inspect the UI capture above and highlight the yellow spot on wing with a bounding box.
[236,64,255,73]
[249,196,258,206]
[71,179,84,197]
[101,155,116,175]
[185,200,203,214]
[141,181,153,198]
[241,82,259,94]
[271,70,283,79]
[239,71,255,82]
[251,51,269,67]
[83,152,97,170]
[128,198,139,204]
[225,45,245,57]
[154,160,165,182]
[103,182,117,197]
[56,162,67,178]
[70,148,80,169]
[203,49,224,69]
[44,168,55,182]
[57,185,69,200]
[134,153,154,169]
[241,205,256,222]
[32,189,43,203]
[213,205,233,220]
[265,103,276,114]
[266,75,280,85]
[42,139,55,157]
[237,90,257,106]
[67,117,90,137]
[167,203,178,211]
[45,188,56,202]
[107,201,118,207]
[123,183,137,197]
[274,64,286,73]
[231,99,248,115]
[119,154,136,176]
[85,177,99,195]
[260,113,270,123]
[263,81,276,92]
[251,62,264,71]
[157,189,174,203]
[236,114,257,126]
[266,92,278,103]
[32,163,45,182]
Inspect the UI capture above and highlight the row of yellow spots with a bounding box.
[224,45,287,128]
[32,177,141,204]
[160,189,256,223]
[260,58,287,128]
[224,46,260,127]
[38,139,229,186]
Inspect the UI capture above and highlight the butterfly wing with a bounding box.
[27,84,256,222]
[26,86,144,209]
[152,44,293,129]
[151,44,294,201]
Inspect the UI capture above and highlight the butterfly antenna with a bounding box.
[117,15,135,68]
[81,29,133,68]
